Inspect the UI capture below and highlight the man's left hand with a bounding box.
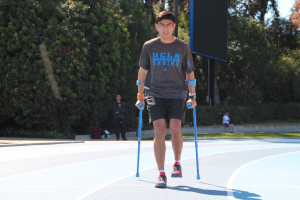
[187,98,197,109]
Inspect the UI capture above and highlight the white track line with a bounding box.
[0,144,266,179]
[226,151,300,200]
[76,146,300,199]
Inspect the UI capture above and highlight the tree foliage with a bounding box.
[290,0,300,28]
[229,0,279,22]
[220,16,274,106]
[1,0,300,137]
[0,0,130,135]
[266,18,299,52]
[116,0,157,101]
[194,13,300,107]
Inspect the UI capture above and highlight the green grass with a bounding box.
[141,132,300,140]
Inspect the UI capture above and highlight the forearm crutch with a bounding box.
[136,80,144,177]
[187,103,200,180]
[136,104,143,177]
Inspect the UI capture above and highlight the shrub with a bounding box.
[0,0,131,135]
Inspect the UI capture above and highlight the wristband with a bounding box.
[189,93,196,99]
[136,80,145,86]
[189,95,196,100]
[189,79,196,85]
[137,93,144,100]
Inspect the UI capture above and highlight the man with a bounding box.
[135,11,197,188]
[112,94,127,141]
[223,112,236,133]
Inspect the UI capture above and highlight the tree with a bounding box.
[266,18,299,52]
[116,0,157,101]
[165,0,189,13]
[229,0,279,22]
[290,0,300,28]
[0,0,131,135]
[216,15,275,106]
[265,49,300,103]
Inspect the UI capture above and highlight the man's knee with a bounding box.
[169,119,182,136]
[153,119,167,138]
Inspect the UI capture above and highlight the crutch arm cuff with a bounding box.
[136,80,145,86]
[189,79,196,85]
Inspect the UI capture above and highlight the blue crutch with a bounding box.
[136,104,143,177]
[136,81,144,177]
[187,103,200,179]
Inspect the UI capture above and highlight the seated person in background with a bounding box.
[223,112,236,133]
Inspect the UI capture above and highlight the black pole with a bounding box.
[208,58,215,106]
[174,0,179,37]
[193,53,197,92]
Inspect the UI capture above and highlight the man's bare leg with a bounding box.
[169,118,183,177]
[169,119,183,160]
[231,124,235,131]
[153,119,167,170]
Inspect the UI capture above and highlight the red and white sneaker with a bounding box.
[171,162,182,178]
[155,172,167,188]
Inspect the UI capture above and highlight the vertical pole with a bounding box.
[190,0,194,51]
[193,53,196,79]
[207,58,210,102]
[174,0,179,37]
[208,58,215,106]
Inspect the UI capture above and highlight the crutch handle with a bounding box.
[187,103,192,108]
[139,104,143,109]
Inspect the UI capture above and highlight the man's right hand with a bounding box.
[135,100,145,110]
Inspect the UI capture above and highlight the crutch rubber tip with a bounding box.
[197,175,200,180]
[136,173,139,177]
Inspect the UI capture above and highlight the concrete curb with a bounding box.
[2,123,299,145]
[74,123,300,141]
[0,138,85,147]
[0,141,84,147]
[75,135,92,140]
[124,123,300,136]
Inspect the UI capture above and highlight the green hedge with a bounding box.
[101,102,300,134]
[1,101,299,138]
[0,0,130,135]
[115,102,300,133]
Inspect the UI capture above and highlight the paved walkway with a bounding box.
[1,137,300,199]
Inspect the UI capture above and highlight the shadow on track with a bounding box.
[139,180,261,200]
[168,185,261,200]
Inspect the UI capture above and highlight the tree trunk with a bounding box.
[144,0,153,9]
[214,76,221,106]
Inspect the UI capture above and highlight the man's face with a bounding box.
[116,95,121,100]
[155,19,176,40]
[225,113,228,116]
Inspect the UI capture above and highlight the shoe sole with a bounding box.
[171,173,182,178]
[155,183,167,188]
